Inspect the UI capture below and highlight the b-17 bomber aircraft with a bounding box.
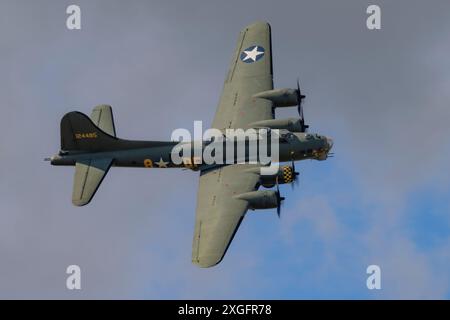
[47,22,333,267]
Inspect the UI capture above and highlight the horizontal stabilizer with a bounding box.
[72,158,113,206]
[90,105,116,137]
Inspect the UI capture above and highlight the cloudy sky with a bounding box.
[1,0,449,299]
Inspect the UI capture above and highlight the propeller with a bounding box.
[296,79,309,132]
[291,160,300,190]
[275,179,285,218]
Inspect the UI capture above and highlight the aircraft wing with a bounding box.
[192,164,260,267]
[191,22,274,267]
[211,21,274,130]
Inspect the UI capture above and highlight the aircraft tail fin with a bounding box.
[60,109,171,153]
[72,158,113,206]
[57,107,175,206]
[60,111,119,152]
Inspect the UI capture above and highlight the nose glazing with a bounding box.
[326,137,333,150]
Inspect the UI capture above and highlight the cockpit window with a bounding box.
[306,134,313,140]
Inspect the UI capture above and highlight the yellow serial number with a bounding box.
[75,132,98,139]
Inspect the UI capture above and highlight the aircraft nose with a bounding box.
[326,137,334,150]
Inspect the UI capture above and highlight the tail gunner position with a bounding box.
[47,22,333,267]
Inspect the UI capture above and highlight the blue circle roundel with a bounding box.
[240,45,265,63]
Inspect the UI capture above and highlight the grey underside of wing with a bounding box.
[192,22,274,268]
[192,164,261,267]
[211,21,274,131]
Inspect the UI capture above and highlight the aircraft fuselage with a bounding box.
[50,132,333,170]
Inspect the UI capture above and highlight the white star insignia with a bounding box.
[242,46,264,62]
[156,157,169,168]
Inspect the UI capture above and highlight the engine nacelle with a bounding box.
[249,118,304,132]
[234,190,279,210]
[259,165,295,188]
[253,88,298,107]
